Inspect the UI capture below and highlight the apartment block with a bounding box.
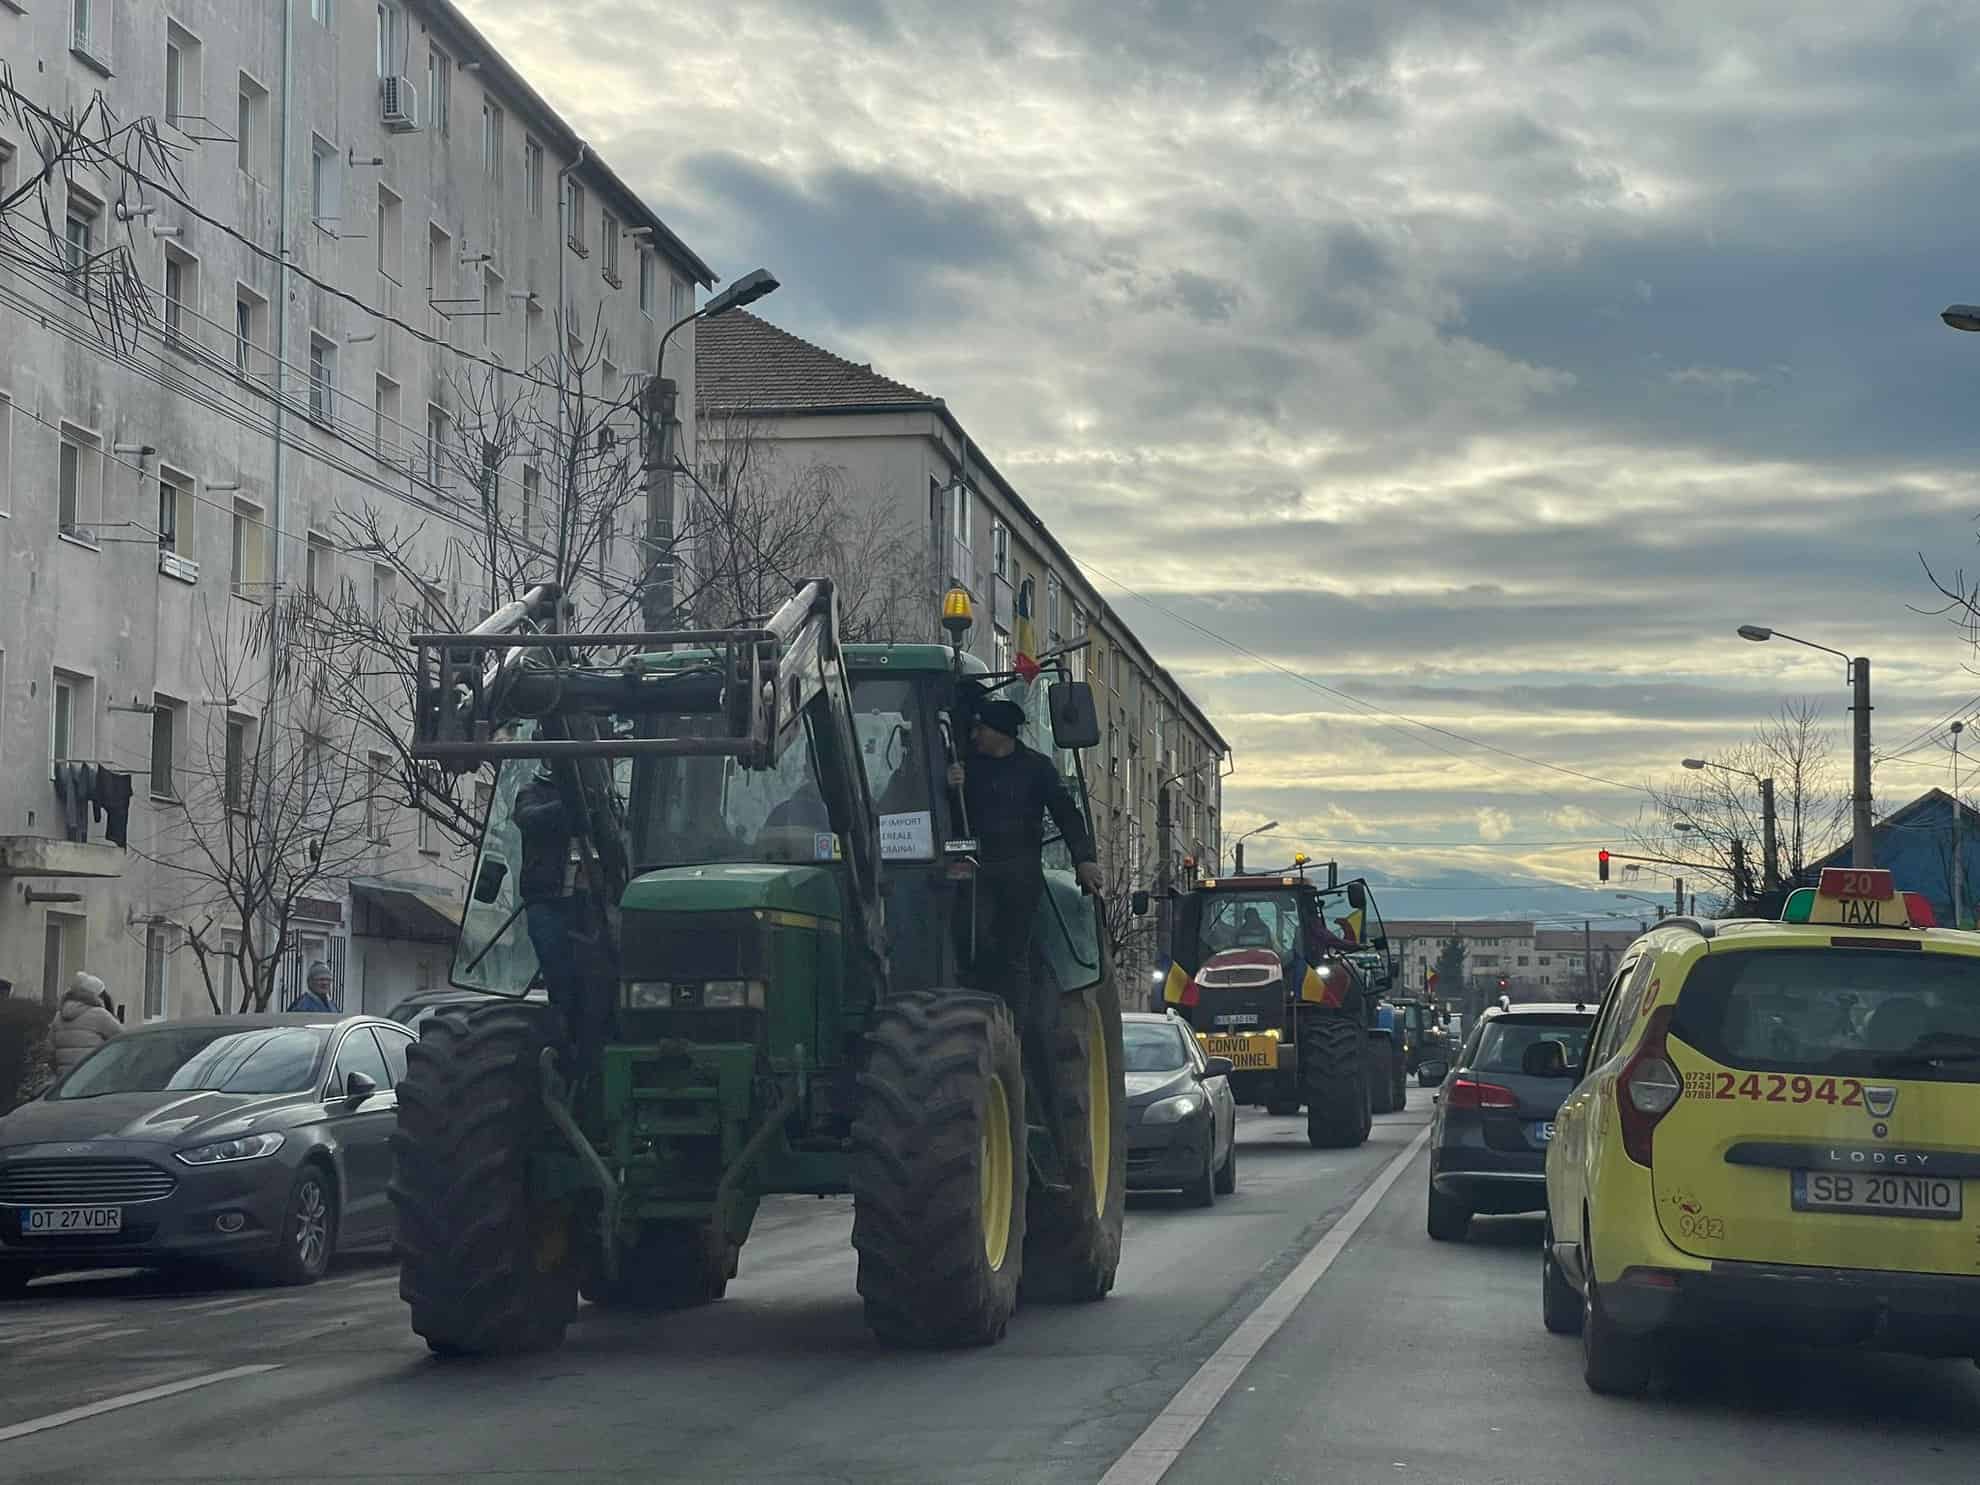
[0,0,712,1016]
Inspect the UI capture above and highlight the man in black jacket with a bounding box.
[514,766,583,1025]
[947,698,1103,1005]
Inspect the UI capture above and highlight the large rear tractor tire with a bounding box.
[1020,959,1127,1304]
[852,991,1028,1348]
[1303,1015,1370,1149]
[1367,1035,1397,1115]
[390,1004,580,1357]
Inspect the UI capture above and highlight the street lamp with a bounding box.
[1615,891,1667,927]
[1738,623,1873,868]
[1231,820,1278,874]
[1955,721,1967,928]
[1941,305,1980,333]
[1681,757,1780,894]
[640,268,781,629]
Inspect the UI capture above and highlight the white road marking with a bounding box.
[1100,1123,1433,1485]
[0,1319,117,1344]
[0,1364,280,1444]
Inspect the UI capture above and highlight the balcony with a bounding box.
[0,837,125,879]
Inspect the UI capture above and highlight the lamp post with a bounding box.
[1955,721,1967,929]
[1231,820,1278,875]
[641,268,780,630]
[1739,625,1872,867]
[1682,756,1780,895]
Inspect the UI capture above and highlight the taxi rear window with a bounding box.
[1670,948,1980,1082]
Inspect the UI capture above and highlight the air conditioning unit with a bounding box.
[159,549,200,584]
[381,75,420,133]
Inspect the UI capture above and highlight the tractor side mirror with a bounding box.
[1048,681,1101,751]
[1346,882,1367,911]
[472,858,509,904]
[1131,890,1150,917]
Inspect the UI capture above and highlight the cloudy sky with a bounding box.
[466,0,1980,918]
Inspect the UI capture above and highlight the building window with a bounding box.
[373,374,399,459]
[376,184,402,281]
[306,533,333,598]
[375,2,400,78]
[164,22,202,131]
[51,669,92,775]
[162,246,198,353]
[525,137,543,219]
[426,221,451,328]
[1046,572,1062,646]
[601,210,621,286]
[310,136,338,226]
[230,499,266,597]
[991,519,1009,581]
[233,287,266,379]
[520,463,539,545]
[367,751,391,842]
[156,466,193,556]
[426,45,450,135]
[237,73,268,177]
[63,192,97,298]
[143,926,169,1020]
[425,404,450,491]
[994,630,1013,672]
[58,423,101,542]
[308,334,337,425]
[638,249,655,315]
[224,715,249,809]
[481,100,503,185]
[311,0,331,23]
[43,913,86,1010]
[482,266,503,352]
[370,562,395,619]
[150,696,182,800]
[71,0,108,60]
[565,179,586,254]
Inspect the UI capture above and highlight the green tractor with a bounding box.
[387,579,1125,1354]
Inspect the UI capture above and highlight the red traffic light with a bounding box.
[1497,976,1509,990]
[1598,849,1610,882]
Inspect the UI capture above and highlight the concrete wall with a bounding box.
[0,0,703,1018]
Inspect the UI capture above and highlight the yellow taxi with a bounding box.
[1542,868,1980,1395]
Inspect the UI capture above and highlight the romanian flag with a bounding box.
[1015,576,1039,676]
[1336,908,1365,946]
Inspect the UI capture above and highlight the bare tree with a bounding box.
[1633,699,1845,906]
[136,602,387,1012]
[688,408,924,641]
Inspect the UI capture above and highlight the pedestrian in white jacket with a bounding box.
[51,973,122,1074]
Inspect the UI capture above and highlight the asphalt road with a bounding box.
[0,1095,1429,1483]
[8,1087,1978,1483]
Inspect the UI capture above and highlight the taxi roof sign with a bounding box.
[1783,869,1923,929]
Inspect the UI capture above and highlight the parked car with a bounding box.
[1427,1001,1596,1242]
[1124,1011,1238,1205]
[384,986,547,1034]
[0,1014,413,1293]
[1547,871,1980,1396]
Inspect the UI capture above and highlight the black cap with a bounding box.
[976,699,1026,739]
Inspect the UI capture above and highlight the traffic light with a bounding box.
[1497,976,1509,991]
[1598,849,1610,882]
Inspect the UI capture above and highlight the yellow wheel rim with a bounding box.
[1086,996,1111,1218]
[981,1073,1014,1271]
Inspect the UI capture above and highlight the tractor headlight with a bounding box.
[624,980,673,1009]
[701,979,767,1009]
[1143,1093,1203,1125]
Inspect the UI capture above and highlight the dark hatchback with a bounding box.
[1427,1003,1595,1242]
[0,1015,414,1292]
[1124,1012,1239,1206]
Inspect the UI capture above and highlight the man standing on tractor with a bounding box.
[947,698,1105,1005]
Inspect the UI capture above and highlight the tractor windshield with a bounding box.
[1200,893,1304,960]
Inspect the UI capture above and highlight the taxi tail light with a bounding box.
[1445,1076,1519,1111]
[1617,1005,1680,1168]
[1903,892,1937,927]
